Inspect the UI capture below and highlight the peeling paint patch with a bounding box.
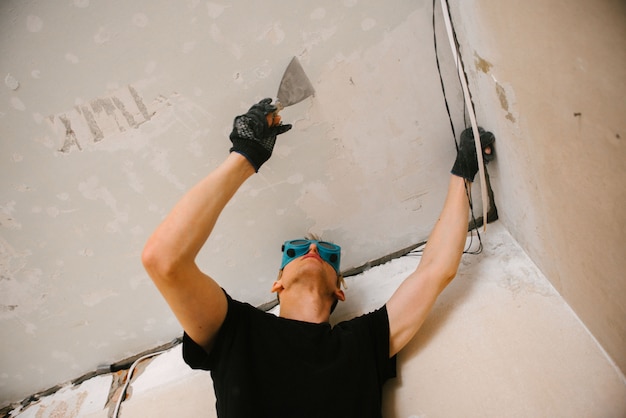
[472,53,517,124]
[474,53,493,74]
[5,74,20,90]
[495,82,517,123]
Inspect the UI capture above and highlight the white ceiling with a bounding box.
[0,0,473,405]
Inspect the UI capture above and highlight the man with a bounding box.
[142,99,494,417]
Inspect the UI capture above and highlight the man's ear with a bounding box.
[271,281,284,293]
[334,288,345,302]
[271,271,284,293]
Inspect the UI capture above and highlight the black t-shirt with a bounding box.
[183,292,397,418]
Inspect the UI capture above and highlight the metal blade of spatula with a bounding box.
[276,57,315,111]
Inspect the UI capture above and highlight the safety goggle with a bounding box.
[281,239,341,274]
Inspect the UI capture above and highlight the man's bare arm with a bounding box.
[386,127,494,357]
[142,153,255,352]
[142,99,292,353]
[386,175,469,356]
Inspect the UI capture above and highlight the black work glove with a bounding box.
[451,126,495,181]
[229,98,292,172]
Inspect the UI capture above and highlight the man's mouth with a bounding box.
[303,253,322,262]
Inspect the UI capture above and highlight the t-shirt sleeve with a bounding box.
[338,305,397,382]
[182,290,239,371]
[182,331,210,370]
[372,305,397,381]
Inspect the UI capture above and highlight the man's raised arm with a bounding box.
[141,99,291,352]
[387,127,495,357]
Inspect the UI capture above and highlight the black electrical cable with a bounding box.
[432,0,483,255]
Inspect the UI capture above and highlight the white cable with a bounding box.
[439,0,489,230]
[112,349,170,418]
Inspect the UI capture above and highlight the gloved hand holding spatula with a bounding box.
[229,98,292,172]
[229,57,315,172]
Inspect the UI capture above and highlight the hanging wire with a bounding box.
[431,0,483,256]
[112,349,170,418]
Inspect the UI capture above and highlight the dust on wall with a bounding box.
[0,0,466,406]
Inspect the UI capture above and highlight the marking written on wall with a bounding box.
[47,85,156,153]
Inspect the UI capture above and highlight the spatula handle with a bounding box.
[266,100,285,127]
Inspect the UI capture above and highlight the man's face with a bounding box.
[273,241,344,302]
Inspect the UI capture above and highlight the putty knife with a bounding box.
[268,57,315,126]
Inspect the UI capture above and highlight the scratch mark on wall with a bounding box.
[128,85,152,121]
[78,104,103,142]
[48,85,155,154]
[58,114,82,153]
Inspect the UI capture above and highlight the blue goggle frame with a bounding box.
[281,239,341,274]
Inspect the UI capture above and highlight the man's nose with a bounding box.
[308,243,319,254]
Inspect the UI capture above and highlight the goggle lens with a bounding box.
[281,239,341,273]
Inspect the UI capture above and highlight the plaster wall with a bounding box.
[0,0,471,405]
[3,0,625,411]
[453,0,626,374]
[10,223,626,417]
